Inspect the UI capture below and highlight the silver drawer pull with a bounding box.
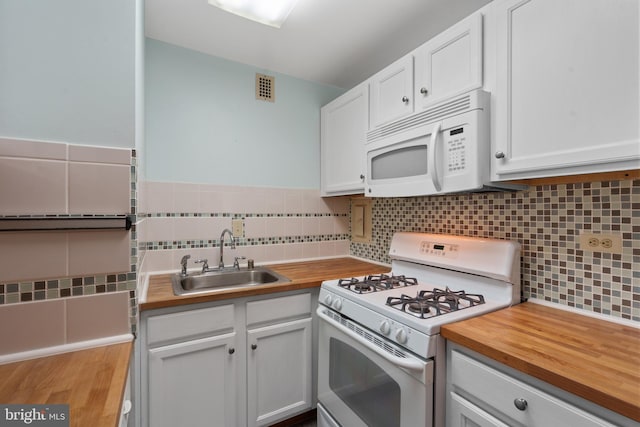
[514,398,528,411]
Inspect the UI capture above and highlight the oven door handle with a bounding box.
[317,307,425,372]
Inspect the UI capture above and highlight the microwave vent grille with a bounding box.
[367,93,472,143]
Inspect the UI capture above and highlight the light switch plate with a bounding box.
[232,219,244,237]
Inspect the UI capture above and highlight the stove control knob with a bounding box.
[333,298,343,311]
[324,294,333,306]
[395,328,408,344]
[379,321,391,335]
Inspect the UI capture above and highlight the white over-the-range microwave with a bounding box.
[365,89,522,197]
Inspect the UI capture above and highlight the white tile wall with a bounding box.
[0,138,130,216]
[0,158,68,215]
[0,232,68,282]
[69,163,130,214]
[138,182,351,274]
[0,138,132,283]
[0,291,130,356]
[68,230,130,277]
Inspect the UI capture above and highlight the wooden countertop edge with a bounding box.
[441,306,640,422]
[140,279,323,311]
[111,341,132,427]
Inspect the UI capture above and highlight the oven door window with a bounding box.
[329,337,401,427]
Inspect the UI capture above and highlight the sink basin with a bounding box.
[172,267,290,295]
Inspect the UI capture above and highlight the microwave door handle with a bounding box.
[317,307,425,372]
[428,122,442,192]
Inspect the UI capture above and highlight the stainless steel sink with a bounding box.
[172,267,290,295]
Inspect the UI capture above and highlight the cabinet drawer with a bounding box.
[147,304,235,346]
[450,350,616,427]
[246,293,311,326]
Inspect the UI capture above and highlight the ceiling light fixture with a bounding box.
[207,0,299,28]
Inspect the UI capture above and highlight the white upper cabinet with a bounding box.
[320,82,369,196]
[491,0,640,180]
[414,13,483,110]
[369,55,415,128]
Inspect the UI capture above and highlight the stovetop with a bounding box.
[338,274,418,293]
[338,273,486,319]
[386,287,485,319]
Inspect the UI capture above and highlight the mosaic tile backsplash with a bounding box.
[351,179,640,322]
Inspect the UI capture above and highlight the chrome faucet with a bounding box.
[219,228,236,268]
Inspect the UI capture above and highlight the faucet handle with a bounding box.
[195,258,209,272]
[233,256,246,270]
[180,255,191,275]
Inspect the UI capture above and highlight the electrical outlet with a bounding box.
[578,232,622,253]
[232,219,244,237]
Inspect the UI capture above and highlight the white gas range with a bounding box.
[316,232,521,427]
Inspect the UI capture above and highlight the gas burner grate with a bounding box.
[338,274,418,294]
[386,287,485,319]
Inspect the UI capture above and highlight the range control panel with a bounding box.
[419,241,459,258]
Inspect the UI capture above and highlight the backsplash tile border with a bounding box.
[350,179,639,322]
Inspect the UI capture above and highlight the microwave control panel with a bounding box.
[445,126,467,173]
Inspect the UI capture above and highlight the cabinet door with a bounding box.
[492,0,640,180]
[447,392,510,427]
[247,318,312,427]
[414,12,483,110]
[370,55,414,128]
[320,82,368,196]
[148,333,237,427]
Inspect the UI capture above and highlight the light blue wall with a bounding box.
[0,0,136,148]
[145,39,344,188]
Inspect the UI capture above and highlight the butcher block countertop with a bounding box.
[441,302,640,422]
[142,257,390,311]
[0,341,132,427]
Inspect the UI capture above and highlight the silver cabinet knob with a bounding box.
[514,398,528,411]
[495,151,506,159]
[228,347,235,355]
[420,87,428,95]
[402,96,409,103]
[251,344,257,350]
[360,174,365,180]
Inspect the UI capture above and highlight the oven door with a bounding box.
[317,307,434,427]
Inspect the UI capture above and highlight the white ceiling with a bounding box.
[145,0,491,89]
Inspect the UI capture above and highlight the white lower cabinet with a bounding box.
[148,333,237,427]
[247,318,312,426]
[446,345,635,427]
[138,290,316,427]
